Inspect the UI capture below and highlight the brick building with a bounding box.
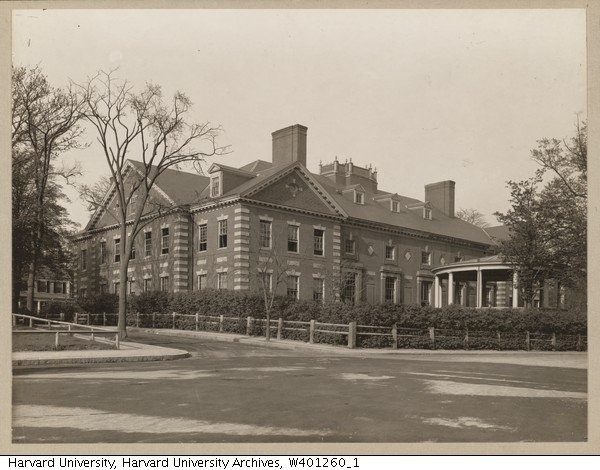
[74,124,502,307]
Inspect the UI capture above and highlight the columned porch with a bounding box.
[431,256,521,308]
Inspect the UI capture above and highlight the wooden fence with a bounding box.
[57,311,587,351]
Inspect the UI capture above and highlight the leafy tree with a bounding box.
[455,208,489,228]
[12,66,83,312]
[75,70,228,337]
[495,121,587,307]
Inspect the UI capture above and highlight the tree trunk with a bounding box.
[118,225,129,339]
[26,259,36,313]
[265,307,271,341]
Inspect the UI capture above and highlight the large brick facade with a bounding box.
[73,124,496,306]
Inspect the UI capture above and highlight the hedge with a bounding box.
[69,289,587,350]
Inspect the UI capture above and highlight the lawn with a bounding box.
[12,329,115,352]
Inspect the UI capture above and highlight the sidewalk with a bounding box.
[12,338,190,367]
[131,327,588,369]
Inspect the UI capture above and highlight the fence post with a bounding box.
[152,312,156,328]
[12,315,16,327]
[277,318,283,340]
[91,328,95,341]
[429,327,435,349]
[219,315,224,333]
[103,312,106,326]
[464,329,469,350]
[75,312,78,325]
[68,323,72,332]
[309,320,316,344]
[136,312,140,328]
[115,333,120,350]
[526,331,530,351]
[392,323,398,350]
[172,312,176,329]
[195,312,199,331]
[246,316,253,336]
[551,332,556,351]
[87,314,90,326]
[348,321,357,349]
[60,312,65,322]
[29,317,33,328]
[55,332,59,349]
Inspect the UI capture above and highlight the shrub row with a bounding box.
[125,289,587,335]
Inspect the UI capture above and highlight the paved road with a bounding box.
[12,331,587,443]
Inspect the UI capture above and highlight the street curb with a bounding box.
[12,341,191,367]
[129,327,588,357]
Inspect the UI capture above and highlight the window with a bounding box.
[81,249,87,270]
[424,208,432,220]
[391,200,400,212]
[313,229,324,256]
[421,251,431,265]
[197,274,207,290]
[100,283,108,294]
[198,224,208,251]
[54,282,64,294]
[130,237,136,260]
[217,272,227,290]
[143,278,152,292]
[113,281,120,294]
[341,272,356,304]
[161,227,170,255]
[160,276,169,292]
[100,241,107,264]
[37,280,49,293]
[354,191,364,204]
[345,239,355,255]
[313,278,324,302]
[287,275,299,300]
[128,279,135,294]
[259,220,272,249]
[218,220,228,248]
[287,225,299,252]
[144,231,152,257]
[114,238,121,263]
[420,281,432,306]
[260,272,272,292]
[210,177,220,197]
[385,245,396,261]
[384,276,396,302]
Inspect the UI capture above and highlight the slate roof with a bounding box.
[90,159,494,246]
[128,160,209,205]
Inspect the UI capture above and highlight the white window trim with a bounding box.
[287,223,300,253]
[313,227,325,257]
[259,219,272,249]
[211,174,222,198]
[354,190,365,205]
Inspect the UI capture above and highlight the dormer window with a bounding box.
[354,191,364,204]
[391,200,400,213]
[423,207,432,220]
[210,176,221,198]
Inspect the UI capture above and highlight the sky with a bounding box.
[12,8,587,228]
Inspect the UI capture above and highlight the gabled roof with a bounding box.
[483,225,510,244]
[239,159,273,174]
[85,160,209,231]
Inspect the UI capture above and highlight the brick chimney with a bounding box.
[425,180,455,218]
[272,124,307,167]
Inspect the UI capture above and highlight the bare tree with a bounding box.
[12,66,84,312]
[75,70,228,337]
[455,208,489,228]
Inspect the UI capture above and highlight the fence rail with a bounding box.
[12,313,120,349]
[15,311,587,351]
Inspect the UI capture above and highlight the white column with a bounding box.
[476,269,483,308]
[512,271,520,308]
[434,275,441,308]
[448,272,454,305]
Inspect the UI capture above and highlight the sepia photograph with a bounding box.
[3,1,595,452]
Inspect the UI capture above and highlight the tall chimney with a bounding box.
[272,124,307,167]
[425,180,455,218]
